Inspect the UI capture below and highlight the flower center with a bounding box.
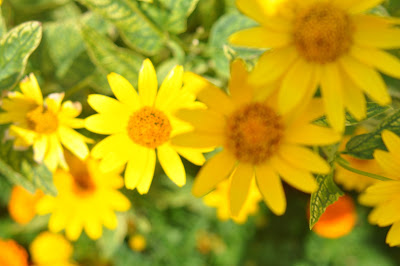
[225,103,284,165]
[293,3,354,64]
[26,106,58,134]
[127,107,172,149]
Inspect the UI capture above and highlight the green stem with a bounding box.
[336,156,391,181]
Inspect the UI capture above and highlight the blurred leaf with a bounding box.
[10,0,70,11]
[0,7,6,36]
[309,172,344,229]
[77,0,165,54]
[20,159,57,196]
[81,24,144,88]
[0,21,42,91]
[345,108,400,159]
[98,214,128,258]
[0,157,36,194]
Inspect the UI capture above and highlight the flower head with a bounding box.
[0,74,90,171]
[173,59,341,216]
[0,239,28,266]
[360,130,400,246]
[230,0,400,132]
[36,152,131,241]
[85,59,206,193]
[8,186,43,225]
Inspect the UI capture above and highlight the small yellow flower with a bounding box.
[35,152,131,241]
[128,234,147,252]
[0,239,28,266]
[30,232,76,266]
[230,0,400,132]
[359,130,400,246]
[0,74,90,171]
[203,178,262,224]
[85,59,206,193]
[8,186,43,225]
[173,59,341,216]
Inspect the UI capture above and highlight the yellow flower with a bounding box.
[0,239,28,266]
[172,59,340,216]
[203,178,262,224]
[230,0,400,132]
[30,232,76,266]
[85,59,206,193]
[335,128,381,192]
[8,186,43,225]
[0,74,90,171]
[128,234,147,252]
[359,130,400,246]
[35,152,131,241]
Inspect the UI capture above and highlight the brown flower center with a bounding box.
[26,106,58,134]
[225,103,284,165]
[127,107,172,149]
[293,3,354,64]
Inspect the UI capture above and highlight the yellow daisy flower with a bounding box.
[172,59,341,216]
[85,59,206,193]
[8,186,43,225]
[359,130,400,246]
[0,74,90,171]
[230,0,400,132]
[203,178,262,224]
[30,232,76,266]
[35,152,131,241]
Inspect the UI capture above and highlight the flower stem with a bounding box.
[335,156,391,182]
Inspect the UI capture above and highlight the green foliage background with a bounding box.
[1,0,400,265]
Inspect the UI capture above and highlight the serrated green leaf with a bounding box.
[0,21,42,91]
[0,157,36,194]
[20,159,57,196]
[77,0,164,54]
[309,172,344,229]
[81,24,144,89]
[345,109,400,159]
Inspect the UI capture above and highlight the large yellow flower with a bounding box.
[35,153,131,241]
[0,74,90,171]
[85,59,206,193]
[173,60,341,216]
[359,130,400,246]
[230,0,400,132]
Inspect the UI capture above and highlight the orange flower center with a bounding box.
[127,107,172,149]
[26,106,58,134]
[293,3,354,64]
[66,153,96,195]
[225,103,284,165]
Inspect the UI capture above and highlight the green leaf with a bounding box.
[345,108,400,159]
[0,157,36,194]
[0,21,42,91]
[20,159,57,196]
[309,172,344,229]
[9,0,69,11]
[0,7,6,36]
[77,0,165,54]
[81,24,144,89]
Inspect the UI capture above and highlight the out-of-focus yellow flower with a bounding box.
[312,195,357,239]
[0,74,91,171]
[173,59,340,216]
[86,59,206,193]
[230,0,400,132]
[360,130,400,246]
[30,232,76,266]
[0,239,28,266]
[36,152,131,241]
[128,234,146,252]
[203,178,262,224]
[8,186,43,225]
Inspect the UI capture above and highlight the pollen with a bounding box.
[225,103,284,165]
[127,107,172,149]
[26,106,59,134]
[293,3,354,64]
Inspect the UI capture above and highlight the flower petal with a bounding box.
[124,146,148,190]
[158,144,186,187]
[155,65,183,110]
[171,131,224,149]
[138,59,158,106]
[382,130,400,158]
[174,147,206,166]
[58,126,89,160]
[175,108,226,134]
[228,59,253,106]
[19,73,43,105]
[387,222,400,247]
[229,163,254,217]
[137,148,156,194]
[342,73,366,121]
[107,72,141,110]
[230,27,291,49]
[373,150,400,179]
[87,94,130,115]
[33,135,47,163]
[85,114,128,135]
[285,124,341,145]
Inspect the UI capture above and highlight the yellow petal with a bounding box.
[285,124,341,145]
[45,93,64,113]
[230,27,291,49]
[58,126,89,160]
[228,59,253,106]
[387,222,400,247]
[342,73,366,121]
[105,190,131,211]
[250,47,298,86]
[44,134,64,172]
[175,108,226,134]
[192,149,237,197]
[85,114,128,135]
[65,215,83,241]
[229,163,254,217]
[382,130,400,159]
[84,215,102,240]
[373,150,400,179]
[271,156,318,193]
[155,65,183,110]
[48,210,68,233]
[344,0,385,14]
[278,145,330,174]
[92,133,133,158]
[138,59,158,106]
[33,135,47,163]
[359,181,400,206]
[60,101,82,118]
[171,131,224,149]
[124,145,148,190]
[101,209,118,230]
[369,199,400,226]
[255,163,286,216]
[158,144,186,187]
[87,94,130,115]
[350,46,400,79]
[99,151,130,173]
[353,22,400,49]
[183,72,235,116]
[173,147,206,166]
[320,63,345,132]
[137,148,156,194]
[19,73,43,105]
[339,55,391,105]
[294,98,325,124]
[107,72,141,110]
